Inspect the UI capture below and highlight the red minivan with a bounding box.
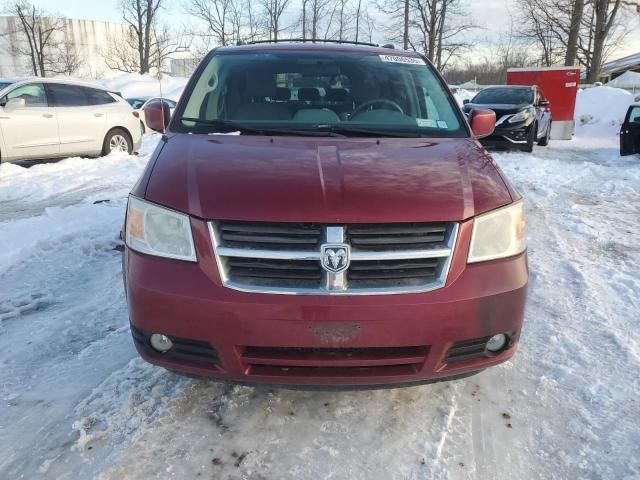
[123,42,528,387]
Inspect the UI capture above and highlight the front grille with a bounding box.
[131,326,220,366]
[347,258,439,288]
[228,258,322,288]
[210,221,458,295]
[241,345,428,377]
[218,221,322,250]
[346,223,448,250]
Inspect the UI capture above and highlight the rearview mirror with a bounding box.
[4,97,26,112]
[469,108,496,138]
[463,99,470,105]
[143,99,172,133]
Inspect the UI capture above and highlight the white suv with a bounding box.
[0,78,142,163]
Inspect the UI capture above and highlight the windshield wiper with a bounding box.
[313,124,423,138]
[179,117,345,137]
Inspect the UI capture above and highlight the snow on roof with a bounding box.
[606,70,640,87]
[600,52,640,76]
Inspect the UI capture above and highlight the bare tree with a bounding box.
[322,0,354,40]
[3,1,68,76]
[186,0,234,46]
[409,0,474,69]
[261,0,290,40]
[515,0,632,80]
[514,0,567,66]
[309,0,331,39]
[363,5,376,42]
[104,0,189,74]
[104,23,189,74]
[354,0,362,41]
[587,0,624,81]
[48,40,83,75]
[376,0,473,65]
[565,0,585,65]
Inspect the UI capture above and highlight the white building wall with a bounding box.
[0,16,130,78]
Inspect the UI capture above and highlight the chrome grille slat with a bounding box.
[223,233,320,244]
[347,223,448,250]
[218,221,322,250]
[350,234,445,245]
[209,221,458,295]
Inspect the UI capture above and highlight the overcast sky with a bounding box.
[45,0,640,62]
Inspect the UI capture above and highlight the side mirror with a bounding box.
[539,100,550,107]
[4,97,26,112]
[143,100,172,133]
[469,108,496,138]
[463,99,470,105]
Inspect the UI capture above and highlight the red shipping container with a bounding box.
[507,67,581,140]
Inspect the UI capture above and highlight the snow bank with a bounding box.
[99,73,189,102]
[0,135,159,276]
[574,86,639,139]
[452,88,475,107]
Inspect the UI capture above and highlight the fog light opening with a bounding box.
[486,334,507,353]
[150,333,173,352]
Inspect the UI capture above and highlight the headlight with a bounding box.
[125,196,196,261]
[508,110,531,123]
[468,200,526,263]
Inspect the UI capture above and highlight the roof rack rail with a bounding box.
[239,38,382,48]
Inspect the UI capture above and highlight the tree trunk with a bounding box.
[355,0,361,42]
[302,0,307,39]
[312,0,318,40]
[565,0,584,66]
[587,0,621,83]
[427,0,437,61]
[403,0,409,49]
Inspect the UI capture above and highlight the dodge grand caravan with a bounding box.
[123,42,528,387]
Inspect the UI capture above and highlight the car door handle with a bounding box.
[94,113,104,117]
[42,113,55,118]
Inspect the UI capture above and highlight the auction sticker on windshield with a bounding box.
[379,55,425,65]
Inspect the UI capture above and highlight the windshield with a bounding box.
[472,88,533,105]
[176,50,464,137]
[0,82,14,91]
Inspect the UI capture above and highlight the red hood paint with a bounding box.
[141,134,514,222]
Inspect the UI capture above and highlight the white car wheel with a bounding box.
[103,129,133,155]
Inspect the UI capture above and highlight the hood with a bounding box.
[464,103,530,118]
[141,134,514,223]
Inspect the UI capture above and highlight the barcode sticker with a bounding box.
[379,55,425,65]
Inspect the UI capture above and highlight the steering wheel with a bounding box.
[351,98,404,117]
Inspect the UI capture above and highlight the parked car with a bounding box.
[620,104,640,156]
[0,78,142,163]
[127,96,177,133]
[463,85,552,152]
[123,42,528,387]
[0,78,23,91]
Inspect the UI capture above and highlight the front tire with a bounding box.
[522,123,536,153]
[538,122,551,146]
[102,128,133,156]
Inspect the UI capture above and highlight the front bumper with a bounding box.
[124,218,528,386]
[481,121,533,147]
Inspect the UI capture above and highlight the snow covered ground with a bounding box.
[1,91,639,479]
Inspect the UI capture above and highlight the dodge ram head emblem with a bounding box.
[321,244,350,274]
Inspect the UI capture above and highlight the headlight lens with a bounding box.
[468,201,526,263]
[508,110,531,123]
[125,196,196,262]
